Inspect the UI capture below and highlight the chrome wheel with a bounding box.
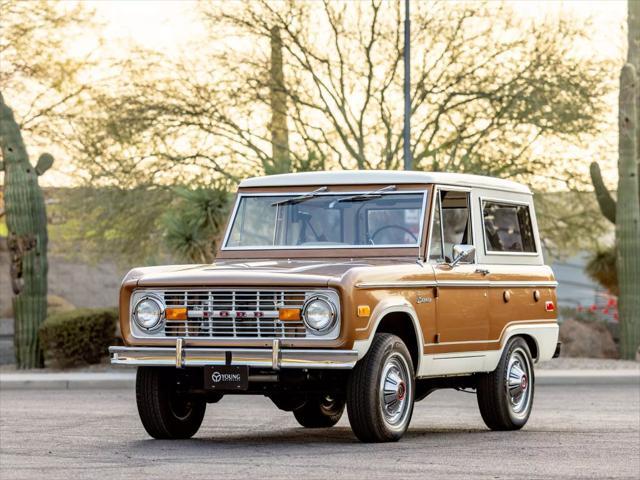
[379,353,412,428]
[505,347,533,419]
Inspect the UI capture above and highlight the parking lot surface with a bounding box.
[1,383,639,479]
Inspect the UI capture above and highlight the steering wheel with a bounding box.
[370,225,418,244]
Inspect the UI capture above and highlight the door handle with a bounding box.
[475,268,490,276]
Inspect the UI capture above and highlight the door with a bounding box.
[428,189,489,349]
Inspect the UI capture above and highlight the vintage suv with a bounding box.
[110,171,560,442]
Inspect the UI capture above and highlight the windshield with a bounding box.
[224,191,426,249]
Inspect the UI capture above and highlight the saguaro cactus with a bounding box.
[616,65,640,359]
[589,2,640,360]
[0,92,53,368]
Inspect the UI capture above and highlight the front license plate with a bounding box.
[204,365,249,391]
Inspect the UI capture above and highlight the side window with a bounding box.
[482,201,536,253]
[429,190,473,263]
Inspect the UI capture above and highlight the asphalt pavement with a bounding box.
[1,382,639,480]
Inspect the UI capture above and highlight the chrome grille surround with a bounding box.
[129,288,340,340]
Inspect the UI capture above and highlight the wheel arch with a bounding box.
[496,323,559,369]
[352,298,424,374]
[515,334,539,361]
[376,312,421,371]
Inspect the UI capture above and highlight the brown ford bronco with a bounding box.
[110,171,560,443]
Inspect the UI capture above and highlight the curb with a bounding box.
[1,369,638,390]
[535,369,640,386]
[0,372,136,390]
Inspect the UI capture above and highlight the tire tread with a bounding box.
[476,337,533,431]
[136,367,205,439]
[346,333,414,442]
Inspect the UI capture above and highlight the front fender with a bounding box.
[352,296,425,372]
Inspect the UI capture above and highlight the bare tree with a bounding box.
[0,0,96,150]
[71,1,611,184]
[60,1,614,262]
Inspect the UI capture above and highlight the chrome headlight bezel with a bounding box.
[302,295,337,334]
[132,294,165,331]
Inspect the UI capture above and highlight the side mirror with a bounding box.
[449,244,475,267]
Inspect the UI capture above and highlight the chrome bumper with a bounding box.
[109,341,358,370]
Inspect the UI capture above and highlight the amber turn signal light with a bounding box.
[165,307,187,320]
[357,305,371,317]
[279,308,301,321]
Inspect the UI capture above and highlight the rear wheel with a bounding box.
[477,337,534,430]
[346,333,415,442]
[136,367,206,439]
[293,394,345,428]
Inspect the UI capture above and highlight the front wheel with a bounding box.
[293,394,345,428]
[136,367,206,439]
[346,333,415,442]
[476,337,535,430]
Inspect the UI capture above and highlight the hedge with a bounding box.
[39,308,118,368]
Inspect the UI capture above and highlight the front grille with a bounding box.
[152,289,332,339]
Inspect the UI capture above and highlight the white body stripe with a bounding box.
[352,300,558,378]
[416,323,559,378]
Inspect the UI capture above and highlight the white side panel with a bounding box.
[416,323,559,378]
[418,350,502,378]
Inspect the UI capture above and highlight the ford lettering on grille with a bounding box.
[152,288,338,340]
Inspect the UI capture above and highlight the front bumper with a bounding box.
[109,340,358,370]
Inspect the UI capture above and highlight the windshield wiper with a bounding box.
[271,186,328,207]
[330,185,396,206]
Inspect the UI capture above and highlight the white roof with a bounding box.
[240,170,531,194]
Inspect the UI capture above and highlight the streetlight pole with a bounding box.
[403,0,412,170]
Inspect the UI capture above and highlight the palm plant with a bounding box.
[163,183,232,264]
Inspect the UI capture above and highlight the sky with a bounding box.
[90,0,627,57]
[43,0,629,187]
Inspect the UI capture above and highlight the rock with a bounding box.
[559,318,619,359]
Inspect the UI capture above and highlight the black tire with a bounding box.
[477,337,535,431]
[346,333,415,443]
[293,394,345,428]
[136,367,206,439]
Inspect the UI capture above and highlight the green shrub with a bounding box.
[39,308,118,368]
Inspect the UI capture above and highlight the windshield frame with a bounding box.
[220,189,429,252]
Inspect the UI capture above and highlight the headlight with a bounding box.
[302,296,336,333]
[133,296,164,330]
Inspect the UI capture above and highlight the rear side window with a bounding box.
[482,201,536,253]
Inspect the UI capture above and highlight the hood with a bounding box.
[130,258,411,288]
